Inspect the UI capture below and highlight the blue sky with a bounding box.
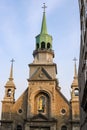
[0,0,80,117]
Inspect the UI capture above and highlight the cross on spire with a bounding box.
[9,58,15,80]
[73,57,77,78]
[73,57,77,64]
[11,58,15,64]
[42,3,47,13]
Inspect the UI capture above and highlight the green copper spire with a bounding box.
[41,3,47,34]
[35,3,53,51]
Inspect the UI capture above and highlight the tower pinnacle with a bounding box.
[71,57,78,88]
[3,59,16,103]
[9,58,15,81]
[73,57,77,79]
[42,3,47,13]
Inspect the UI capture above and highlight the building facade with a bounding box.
[0,5,80,130]
[78,0,87,130]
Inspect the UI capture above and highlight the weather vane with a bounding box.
[42,3,47,13]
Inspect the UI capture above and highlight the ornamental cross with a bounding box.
[11,58,15,65]
[73,57,77,64]
[42,3,47,13]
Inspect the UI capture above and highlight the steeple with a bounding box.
[41,3,47,34]
[71,58,79,99]
[74,58,77,78]
[33,3,54,64]
[3,59,16,103]
[71,58,78,87]
[9,59,14,81]
[70,58,80,122]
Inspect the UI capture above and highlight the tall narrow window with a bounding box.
[47,43,51,49]
[41,42,45,49]
[36,43,39,49]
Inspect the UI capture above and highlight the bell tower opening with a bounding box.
[41,42,45,50]
[47,43,51,49]
[7,89,12,97]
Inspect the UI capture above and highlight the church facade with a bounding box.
[0,5,80,130]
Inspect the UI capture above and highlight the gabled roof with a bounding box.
[29,113,57,122]
[30,113,48,121]
[29,67,52,81]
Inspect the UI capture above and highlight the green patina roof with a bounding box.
[41,12,47,34]
[35,9,53,50]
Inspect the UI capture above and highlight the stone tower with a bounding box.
[1,59,16,120]
[70,59,80,130]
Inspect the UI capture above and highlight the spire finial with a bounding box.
[73,57,77,64]
[40,3,47,34]
[9,58,15,80]
[73,57,77,78]
[11,58,15,64]
[42,3,47,13]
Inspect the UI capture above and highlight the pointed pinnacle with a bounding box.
[9,59,15,81]
[73,57,77,79]
[41,3,47,34]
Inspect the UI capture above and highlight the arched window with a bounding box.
[61,125,67,130]
[7,89,11,97]
[74,88,79,96]
[36,43,39,49]
[17,125,22,130]
[41,42,45,49]
[47,43,51,49]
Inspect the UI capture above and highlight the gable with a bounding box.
[30,113,57,122]
[29,67,52,80]
[30,113,48,121]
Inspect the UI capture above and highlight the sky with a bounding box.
[0,0,80,117]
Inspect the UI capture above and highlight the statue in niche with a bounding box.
[38,96,45,112]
